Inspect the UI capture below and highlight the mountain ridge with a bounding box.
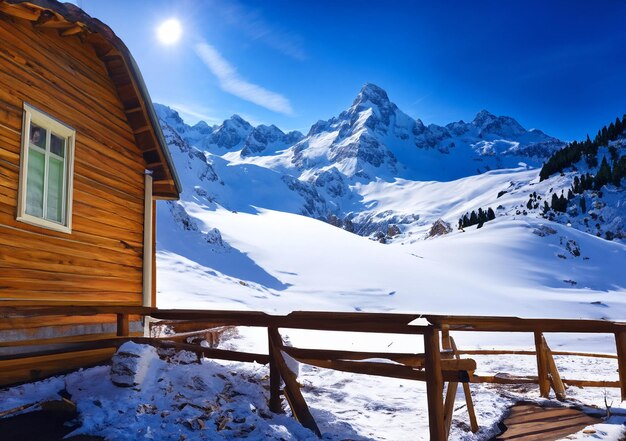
[156,83,564,182]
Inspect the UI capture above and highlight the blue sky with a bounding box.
[76,0,626,141]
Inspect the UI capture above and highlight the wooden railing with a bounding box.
[1,306,624,441]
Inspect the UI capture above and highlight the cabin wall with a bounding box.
[0,14,147,381]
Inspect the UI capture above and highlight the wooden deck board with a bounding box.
[495,403,600,441]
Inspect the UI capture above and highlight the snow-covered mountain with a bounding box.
[154,84,570,237]
[286,84,563,183]
[153,83,625,300]
[158,84,563,181]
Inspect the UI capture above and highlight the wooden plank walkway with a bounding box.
[495,403,600,440]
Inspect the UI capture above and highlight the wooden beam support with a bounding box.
[268,327,283,413]
[0,305,152,318]
[124,106,143,114]
[0,3,40,21]
[278,345,454,368]
[616,331,626,401]
[133,125,151,135]
[60,25,83,37]
[425,326,446,441]
[534,331,550,397]
[457,349,618,360]
[471,374,620,388]
[543,337,566,401]
[426,315,624,334]
[282,353,472,383]
[150,309,427,334]
[116,313,129,337]
[443,380,458,439]
[268,328,321,437]
[450,337,478,433]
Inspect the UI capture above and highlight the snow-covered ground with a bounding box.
[1,334,624,440]
[3,192,625,440]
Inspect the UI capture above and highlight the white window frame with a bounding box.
[17,103,75,234]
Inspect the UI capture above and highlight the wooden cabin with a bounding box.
[0,0,181,384]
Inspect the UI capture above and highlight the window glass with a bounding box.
[25,147,45,217]
[50,133,65,157]
[30,124,46,149]
[47,157,64,223]
[20,105,74,232]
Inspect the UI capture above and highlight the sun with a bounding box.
[157,18,182,45]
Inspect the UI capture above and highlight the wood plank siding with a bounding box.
[0,12,150,382]
[0,15,146,306]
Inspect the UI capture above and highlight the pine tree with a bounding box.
[487,207,496,220]
[580,197,586,213]
[594,156,612,189]
[469,210,478,226]
[573,176,581,193]
[559,194,568,212]
[551,193,559,211]
[612,157,626,187]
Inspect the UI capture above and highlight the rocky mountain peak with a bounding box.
[154,104,185,128]
[223,114,253,130]
[192,120,213,135]
[352,83,392,110]
[472,109,497,128]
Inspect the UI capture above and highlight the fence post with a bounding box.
[534,331,550,397]
[116,313,129,337]
[450,337,479,433]
[425,326,446,441]
[268,327,283,413]
[543,336,566,401]
[616,331,626,402]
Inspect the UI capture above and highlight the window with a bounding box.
[17,104,75,233]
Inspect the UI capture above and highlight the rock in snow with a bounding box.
[110,342,160,388]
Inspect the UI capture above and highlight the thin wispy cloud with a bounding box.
[169,103,222,126]
[195,41,294,116]
[210,0,306,61]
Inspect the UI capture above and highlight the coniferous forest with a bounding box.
[540,114,626,183]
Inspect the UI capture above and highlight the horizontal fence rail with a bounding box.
[0,305,624,441]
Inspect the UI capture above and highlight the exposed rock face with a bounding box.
[426,219,452,238]
[387,224,401,237]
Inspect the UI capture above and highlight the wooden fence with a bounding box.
[0,305,624,441]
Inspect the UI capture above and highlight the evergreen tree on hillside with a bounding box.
[540,113,625,181]
[612,157,626,187]
[594,156,612,190]
[458,206,497,229]
[469,210,478,225]
[551,193,559,211]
